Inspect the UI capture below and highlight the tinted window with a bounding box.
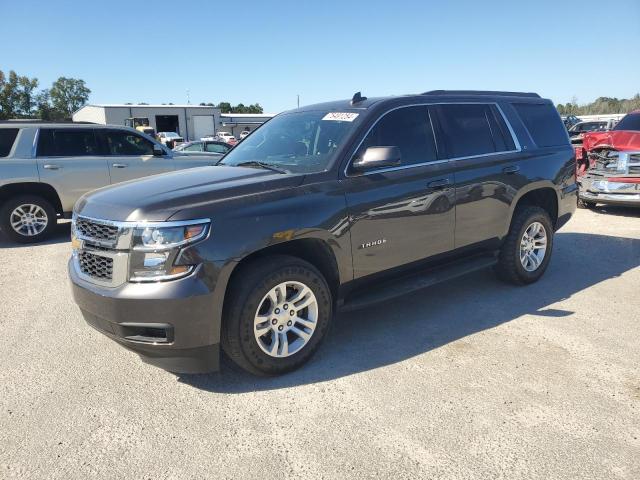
[613,113,640,131]
[37,129,100,156]
[183,143,203,152]
[360,105,437,166]
[438,104,513,157]
[0,128,19,157]
[513,103,568,147]
[205,142,230,154]
[102,130,154,155]
[488,105,516,151]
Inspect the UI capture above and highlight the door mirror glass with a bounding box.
[153,144,164,157]
[352,146,401,171]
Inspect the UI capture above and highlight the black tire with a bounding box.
[0,195,57,244]
[495,206,554,285]
[577,198,596,209]
[221,255,333,376]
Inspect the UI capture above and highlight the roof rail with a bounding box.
[0,119,96,124]
[422,90,541,98]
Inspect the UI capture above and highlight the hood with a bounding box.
[583,130,640,152]
[75,166,304,221]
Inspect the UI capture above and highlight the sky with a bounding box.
[2,0,639,113]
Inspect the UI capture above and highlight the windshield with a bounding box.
[219,110,360,174]
[614,113,640,131]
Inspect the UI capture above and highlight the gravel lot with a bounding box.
[1,208,639,479]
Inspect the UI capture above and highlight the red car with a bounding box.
[577,110,640,208]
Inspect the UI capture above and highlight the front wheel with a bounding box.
[222,255,332,376]
[0,195,57,244]
[495,206,554,285]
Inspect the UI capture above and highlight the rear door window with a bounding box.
[513,103,568,147]
[99,130,155,155]
[437,104,514,158]
[360,105,438,166]
[205,142,230,154]
[0,128,19,157]
[37,129,100,157]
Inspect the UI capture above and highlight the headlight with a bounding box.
[129,220,210,282]
[133,222,208,251]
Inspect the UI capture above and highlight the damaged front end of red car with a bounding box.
[577,111,640,208]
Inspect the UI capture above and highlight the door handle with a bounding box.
[427,178,451,189]
[43,164,60,170]
[503,165,520,174]
[112,163,128,168]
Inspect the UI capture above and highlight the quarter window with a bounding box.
[37,129,100,157]
[360,106,438,166]
[438,104,514,158]
[513,103,568,147]
[0,128,19,157]
[102,130,155,155]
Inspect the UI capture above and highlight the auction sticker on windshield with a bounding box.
[322,112,359,122]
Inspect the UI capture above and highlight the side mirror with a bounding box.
[153,144,165,157]
[352,146,401,172]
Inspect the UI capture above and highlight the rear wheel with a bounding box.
[0,195,57,243]
[222,255,332,376]
[495,206,554,285]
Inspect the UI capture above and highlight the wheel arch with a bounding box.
[226,237,341,302]
[506,183,559,234]
[0,182,64,215]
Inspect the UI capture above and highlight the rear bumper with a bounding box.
[69,259,232,373]
[579,176,640,206]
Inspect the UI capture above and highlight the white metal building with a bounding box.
[73,105,276,141]
[218,113,275,138]
[73,104,222,141]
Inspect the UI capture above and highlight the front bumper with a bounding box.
[69,259,231,373]
[579,175,640,206]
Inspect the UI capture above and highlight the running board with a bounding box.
[340,255,497,312]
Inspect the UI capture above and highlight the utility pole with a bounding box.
[297,94,300,109]
[187,89,191,105]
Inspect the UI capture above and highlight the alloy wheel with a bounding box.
[254,281,318,358]
[10,204,49,237]
[519,221,547,272]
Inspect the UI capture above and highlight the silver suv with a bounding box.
[0,122,223,243]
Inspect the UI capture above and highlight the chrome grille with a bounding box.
[589,151,640,176]
[76,218,119,243]
[78,251,113,280]
[589,150,619,173]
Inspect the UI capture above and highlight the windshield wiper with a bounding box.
[235,161,289,174]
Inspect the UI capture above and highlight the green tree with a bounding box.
[0,70,40,119]
[16,74,39,117]
[49,76,90,119]
[214,102,263,114]
[556,93,640,116]
[216,101,232,113]
[34,89,54,120]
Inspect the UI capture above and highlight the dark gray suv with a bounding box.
[69,91,577,376]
